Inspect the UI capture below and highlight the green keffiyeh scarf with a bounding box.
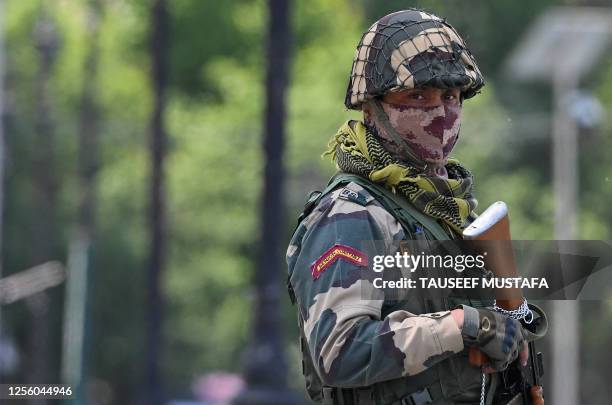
[324,120,478,234]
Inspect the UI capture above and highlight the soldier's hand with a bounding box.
[483,341,528,374]
[460,305,525,372]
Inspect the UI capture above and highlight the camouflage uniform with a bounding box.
[287,179,493,404]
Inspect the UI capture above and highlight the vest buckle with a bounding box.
[322,387,336,404]
[402,387,433,405]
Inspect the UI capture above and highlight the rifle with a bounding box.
[463,201,545,404]
[492,339,545,405]
[525,341,545,405]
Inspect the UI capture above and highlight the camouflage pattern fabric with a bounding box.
[345,9,484,110]
[286,181,465,387]
[372,102,462,167]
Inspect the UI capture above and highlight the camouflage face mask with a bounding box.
[367,99,461,174]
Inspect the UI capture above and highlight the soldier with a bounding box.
[286,8,546,405]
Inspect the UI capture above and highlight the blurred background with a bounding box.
[0,0,611,404]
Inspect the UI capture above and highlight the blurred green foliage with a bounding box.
[2,0,612,403]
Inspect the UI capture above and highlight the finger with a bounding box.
[519,341,529,367]
[483,365,495,374]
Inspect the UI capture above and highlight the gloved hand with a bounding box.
[460,305,525,372]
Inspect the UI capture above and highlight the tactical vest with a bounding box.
[288,172,498,405]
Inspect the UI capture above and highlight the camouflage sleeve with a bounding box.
[287,182,464,388]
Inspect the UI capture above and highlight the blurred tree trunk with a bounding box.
[26,7,59,401]
[0,0,5,319]
[76,0,100,254]
[146,0,168,404]
[62,0,101,401]
[232,0,300,404]
[0,0,10,380]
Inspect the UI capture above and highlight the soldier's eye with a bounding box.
[444,93,461,105]
[408,93,425,101]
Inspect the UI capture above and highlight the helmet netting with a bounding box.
[345,9,484,110]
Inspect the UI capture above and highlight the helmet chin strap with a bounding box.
[370,99,428,171]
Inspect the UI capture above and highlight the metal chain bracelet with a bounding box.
[492,297,533,324]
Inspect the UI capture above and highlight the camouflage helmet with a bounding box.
[345,9,485,110]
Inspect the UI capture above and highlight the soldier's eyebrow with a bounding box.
[400,89,425,97]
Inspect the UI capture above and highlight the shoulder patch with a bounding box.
[310,244,369,280]
[338,182,374,206]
